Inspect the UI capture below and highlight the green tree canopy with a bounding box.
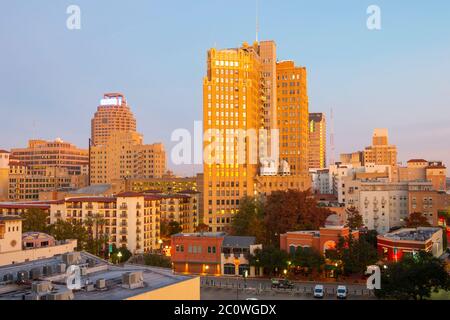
[345,207,364,230]
[249,246,289,276]
[376,251,450,300]
[21,208,49,233]
[404,212,431,228]
[263,190,332,245]
[231,196,266,244]
[292,246,325,273]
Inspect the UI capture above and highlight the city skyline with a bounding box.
[1,1,450,176]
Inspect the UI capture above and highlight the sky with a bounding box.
[1,1,449,176]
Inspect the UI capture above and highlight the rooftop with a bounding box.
[381,227,441,242]
[222,236,256,248]
[0,252,195,300]
[72,184,112,195]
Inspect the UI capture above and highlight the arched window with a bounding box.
[289,245,297,256]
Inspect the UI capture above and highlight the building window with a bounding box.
[224,264,235,275]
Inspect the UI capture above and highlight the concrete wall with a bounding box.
[126,276,200,300]
[0,239,77,266]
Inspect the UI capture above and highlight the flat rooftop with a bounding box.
[381,227,441,242]
[0,252,195,300]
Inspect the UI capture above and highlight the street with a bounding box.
[200,276,376,300]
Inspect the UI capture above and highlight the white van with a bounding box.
[336,285,348,299]
[314,285,324,298]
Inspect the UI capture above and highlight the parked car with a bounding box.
[271,278,294,289]
[314,285,324,298]
[336,285,348,299]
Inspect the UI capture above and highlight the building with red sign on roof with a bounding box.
[377,227,444,262]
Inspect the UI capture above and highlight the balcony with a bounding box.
[120,204,128,210]
[120,238,128,244]
[120,230,128,235]
[136,220,142,226]
[85,204,94,210]
[120,222,128,227]
[136,203,142,209]
[120,213,128,219]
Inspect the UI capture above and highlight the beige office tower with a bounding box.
[203,42,263,232]
[363,128,398,166]
[91,93,137,146]
[308,113,326,169]
[258,41,278,160]
[276,60,309,176]
[90,131,166,185]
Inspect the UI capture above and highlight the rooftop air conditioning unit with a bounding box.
[46,289,74,301]
[43,265,54,276]
[57,263,66,274]
[87,259,96,268]
[122,271,144,289]
[3,273,14,284]
[32,281,53,294]
[80,267,88,276]
[62,252,82,266]
[96,278,106,290]
[30,267,42,280]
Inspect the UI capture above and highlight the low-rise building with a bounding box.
[0,216,77,266]
[171,232,262,277]
[280,226,359,256]
[377,227,444,262]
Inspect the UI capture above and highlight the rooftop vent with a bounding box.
[46,289,74,301]
[32,281,53,294]
[96,278,106,290]
[62,252,82,266]
[122,271,144,289]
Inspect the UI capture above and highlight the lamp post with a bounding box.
[117,251,123,264]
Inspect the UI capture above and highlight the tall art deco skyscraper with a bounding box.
[91,93,137,146]
[203,41,310,232]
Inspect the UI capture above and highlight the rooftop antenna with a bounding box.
[330,108,335,165]
[256,0,259,42]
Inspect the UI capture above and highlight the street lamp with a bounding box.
[117,251,123,264]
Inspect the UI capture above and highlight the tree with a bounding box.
[231,196,266,244]
[325,233,379,276]
[292,246,325,275]
[143,253,171,268]
[345,207,363,230]
[263,190,332,245]
[195,223,210,233]
[48,220,88,251]
[110,245,132,264]
[160,220,183,239]
[249,246,289,276]
[21,208,49,233]
[376,251,450,300]
[404,212,431,228]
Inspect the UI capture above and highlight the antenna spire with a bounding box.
[256,0,259,42]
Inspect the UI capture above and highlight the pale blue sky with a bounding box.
[1,1,449,175]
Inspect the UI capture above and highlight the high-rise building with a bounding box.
[90,131,166,185]
[308,113,326,169]
[91,93,137,146]
[202,41,310,232]
[276,60,309,176]
[203,42,262,232]
[363,128,397,166]
[10,139,89,175]
[7,139,89,201]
